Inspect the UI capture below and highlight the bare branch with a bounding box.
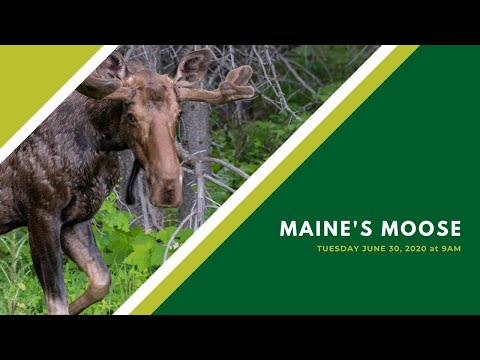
[205,193,221,208]
[252,45,280,98]
[195,161,206,229]
[184,166,234,194]
[252,45,300,120]
[176,141,249,180]
[181,166,194,175]
[287,59,324,86]
[203,157,249,180]
[205,174,236,193]
[163,211,197,264]
[278,54,316,95]
[347,45,370,67]
[113,188,133,218]
[228,45,236,68]
[146,199,162,230]
[264,46,301,120]
[137,173,150,230]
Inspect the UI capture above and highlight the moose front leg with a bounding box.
[61,221,111,315]
[28,214,68,315]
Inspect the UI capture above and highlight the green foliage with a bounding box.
[208,112,306,210]
[0,191,193,315]
[206,45,375,210]
[0,229,31,314]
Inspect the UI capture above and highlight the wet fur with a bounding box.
[0,93,124,234]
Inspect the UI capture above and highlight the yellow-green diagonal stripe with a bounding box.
[0,46,102,148]
[130,45,419,315]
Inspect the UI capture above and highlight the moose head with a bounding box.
[77,49,254,208]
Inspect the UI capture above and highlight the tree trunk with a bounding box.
[179,100,211,228]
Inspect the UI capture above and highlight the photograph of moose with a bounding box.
[0,45,377,315]
[0,49,253,314]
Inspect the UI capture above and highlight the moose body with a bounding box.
[0,49,253,314]
[1,94,122,234]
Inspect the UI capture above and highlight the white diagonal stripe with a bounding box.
[0,45,118,164]
[115,45,397,315]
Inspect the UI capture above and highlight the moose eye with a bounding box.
[127,113,136,123]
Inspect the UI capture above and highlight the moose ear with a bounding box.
[97,51,130,80]
[77,51,135,101]
[170,49,212,87]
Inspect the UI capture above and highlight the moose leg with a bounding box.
[28,215,68,315]
[61,221,111,315]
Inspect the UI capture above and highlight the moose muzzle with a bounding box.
[146,169,184,208]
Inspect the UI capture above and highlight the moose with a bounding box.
[0,49,254,314]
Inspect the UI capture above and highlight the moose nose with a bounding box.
[146,174,183,208]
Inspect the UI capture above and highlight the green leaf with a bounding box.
[176,228,194,243]
[103,249,130,266]
[123,244,151,271]
[17,282,26,291]
[131,234,157,249]
[150,244,166,267]
[317,81,343,102]
[99,199,116,214]
[106,235,131,252]
[130,226,144,237]
[107,211,131,232]
[103,253,115,266]
[211,163,222,173]
[155,230,168,242]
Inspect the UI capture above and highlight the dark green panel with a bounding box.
[155,46,480,314]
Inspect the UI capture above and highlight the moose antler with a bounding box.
[178,65,254,105]
[77,75,121,99]
[77,75,136,102]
